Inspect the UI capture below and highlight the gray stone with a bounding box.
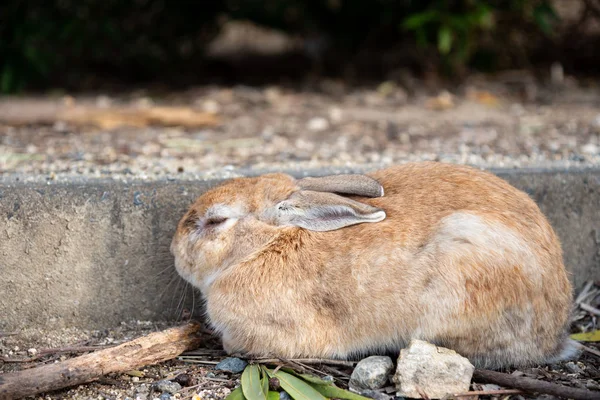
[215,357,248,373]
[151,380,182,395]
[565,361,583,374]
[354,389,393,400]
[279,391,292,400]
[393,340,474,399]
[350,356,394,391]
[159,393,172,400]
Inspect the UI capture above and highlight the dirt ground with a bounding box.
[1,74,600,183]
[1,76,600,399]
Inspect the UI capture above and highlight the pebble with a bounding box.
[151,380,182,395]
[581,143,598,155]
[565,361,583,374]
[306,117,329,132]
[279,392,292,400]
[354,389,393,400]
[586,379,600,390]
[159,393,172,400]
[215,357,248,373]
[349,355,394,391]
[393,340,474,399]
[27,348,37,356]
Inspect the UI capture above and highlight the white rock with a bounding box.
[349,355,394,392]
[27,348,37,356]
[201,99,221,114]
[307,117,329,132]
[581,143,598,155]
[392,340,474,399]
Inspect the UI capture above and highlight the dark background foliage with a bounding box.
[1,0,598,93]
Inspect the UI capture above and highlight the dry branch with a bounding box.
[474,369,600,400]
[0,98,219,129]
[452,389,523,397]
[0,323,203,400]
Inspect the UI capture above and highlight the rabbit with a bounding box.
[170,161,577,369]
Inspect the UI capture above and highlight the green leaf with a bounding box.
[267,392,280,400]
[226,387,246,400]
[533,2,558,35]
[571,330,600,342]
[261,375,269,396]
[438,26,453,54]
[242,365,267,400]
[310,384,372,400]
[1,64,14,94]
[265,369,327,400]
[402,10,440,30]
[297,373,334,386]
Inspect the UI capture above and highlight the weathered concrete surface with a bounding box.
[1,167,599,331]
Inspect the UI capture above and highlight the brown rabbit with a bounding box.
[171,162,576,369]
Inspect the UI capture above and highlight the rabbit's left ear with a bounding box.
[297,174,384,197]
[273,190,386,232]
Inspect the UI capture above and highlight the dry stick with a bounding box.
[580,302,600,316]
[452,389,523,397]
[581,344,600,358]
[473,369,600,400]
[0,323,203,400]
[1,345,116,364]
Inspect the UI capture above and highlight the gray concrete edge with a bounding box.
[1,165,599,331]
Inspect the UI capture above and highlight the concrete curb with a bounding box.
[1,166,599,331]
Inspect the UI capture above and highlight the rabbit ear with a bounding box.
[274,190,386,231]
[297,174,384,198]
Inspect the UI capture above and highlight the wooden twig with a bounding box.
[177,358,220,365]
[575,281,595,304]
[580,303,600,316]
[581,344,600,358]
[452,389,523,397]
[1,345,115,364]
[473,369,600,400]
[0,323,203,400]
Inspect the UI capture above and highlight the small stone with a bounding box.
[349,356,394,391]
[151,380,182,395]
[159,393,172,400]
[565,361,583,374]
[27,348,38,356]
[173,373,195,387]
[586,379,600,390]
[215,357,248,373]
[355,389,393,400]
[201,99,221,114]
[306,117,329,132]
[392,340,474,399]
[581,143,598,155]
[279,392,292,400]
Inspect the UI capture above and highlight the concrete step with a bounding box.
[1,166,599,331]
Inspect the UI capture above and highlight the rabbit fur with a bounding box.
[171,162,576,369]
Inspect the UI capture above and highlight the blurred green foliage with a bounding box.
[0,0,558,93]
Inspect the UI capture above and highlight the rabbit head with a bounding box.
[171,172,385,292]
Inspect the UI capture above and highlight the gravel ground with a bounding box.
[1,77,600,184]
[1,78,600,399]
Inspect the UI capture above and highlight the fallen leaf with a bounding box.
[571,330,600,342]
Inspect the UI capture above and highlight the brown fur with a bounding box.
[171,162,574,368]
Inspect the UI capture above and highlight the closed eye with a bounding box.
[205,217,227,226]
